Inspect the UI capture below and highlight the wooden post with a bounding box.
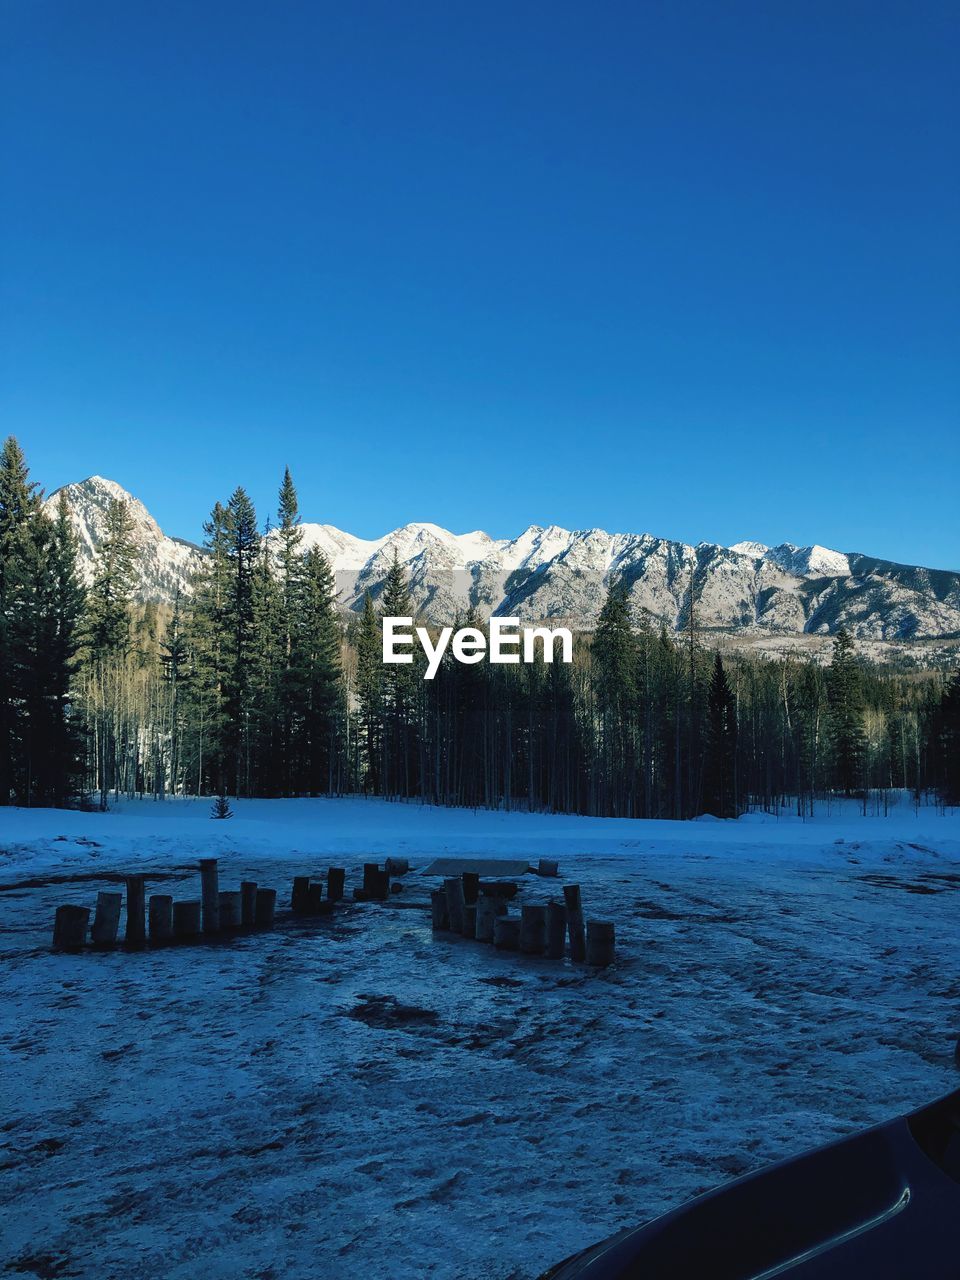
[430,889,450,931]
[538,858,559,877]
[443,877,465,933]
[241,880,258,926]
[125,875,146,947]
[292,875,310,914]
[475,895,506,942]
[254,888,277,926]
[545,900,567,958]
[461,904,478,938]
[173,900,202,937]
[586,920,616,966]
[200,858,220,933]
[519,904,547,954]
[461,872,480,906]
[219,889,242,929]
[305,883,325,914]
[53,905,89,950]
[327,867,345,902]
[493,917,521,951]
[148,894,174,942]
[90,891,122,946]
[385,857,409,875]
[563,883,586,962]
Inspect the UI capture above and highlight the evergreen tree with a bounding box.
[935,669,960,805]
[355,591,383,791]
[828,627,865,795]
[86,498,138,656]
[592,579,639,815]
[161,591,188,796]
[702,652,738,817]
[42,494,85,804]
[182,502,231,793]
[83,497,138,807]
[0,437,42,802]
[296,546,343,793]
[380,553,418,795]
[223,487,260,794]
[250,522,284,794]
[274,470,306,793]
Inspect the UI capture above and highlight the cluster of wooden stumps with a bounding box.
[51,858,279,951]
[430,876,615,966]
[51,855,616,967]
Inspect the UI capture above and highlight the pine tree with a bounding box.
[592,579,639,815]
[182,502,232,794]
[380,553,418,795]
[828,627,865,796]
[86,498,138,656]
[935,669,960,805]
[43,494,85,804]
[83,497,138,807]
[0,437,43,802]
[274,470,306,793]
[250,522,284,795]
[355,591,383,791]
[296,546,343,793]
[223,487,260,795]
[161,591,188,796]
[702,652,738,817]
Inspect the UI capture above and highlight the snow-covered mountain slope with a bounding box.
[48,477,960,643]
[44,476,203,604]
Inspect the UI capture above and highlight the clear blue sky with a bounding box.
[1,1,957,566]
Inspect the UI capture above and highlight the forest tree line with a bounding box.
[2,436,959,816]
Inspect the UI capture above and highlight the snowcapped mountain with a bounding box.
[46,477,960,649]
[44,476,203,603]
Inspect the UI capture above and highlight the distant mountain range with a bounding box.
[45,476,960,660]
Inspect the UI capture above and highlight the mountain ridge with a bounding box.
[45,476,960,656]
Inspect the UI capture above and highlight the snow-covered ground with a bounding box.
[1,796,959,1279]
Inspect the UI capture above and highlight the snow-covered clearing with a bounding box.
[2,797,959,1279]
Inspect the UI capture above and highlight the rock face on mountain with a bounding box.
[45,476,203,603]
[47,477,960,647]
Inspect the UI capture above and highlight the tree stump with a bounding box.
[219,889,242,929]
[254,888,277,926]
[291,876,310,914]
[200,858,220,933]
[586,920,616,967]
[327,867,345,902]
[305,883,325,914]
[493,916,521,951]
[545,900,567,958]
[53,905,89,950]
[241,881,258,926]
[125,875,146,947]
[173,900,202,937]
[519,904,547,954]
[148,894,174,942]
[430,888,450,931]
[475,895,506,942]
[90,891,122,946]
[563,884,586,962]
[443,877,465,933]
